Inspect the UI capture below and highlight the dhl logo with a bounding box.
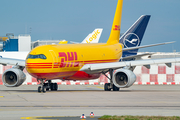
[113,25,120,31]
[86,30,100,43]
[59,52,79,68]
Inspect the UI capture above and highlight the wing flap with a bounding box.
[80,58,180,74]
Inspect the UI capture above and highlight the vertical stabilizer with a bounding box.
[120,15,151,58]
[107,0,123,44]
[82,28,103,43]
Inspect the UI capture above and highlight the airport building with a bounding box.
[1,34,31,51]
[0,34,65,51]
[31,40,65,48]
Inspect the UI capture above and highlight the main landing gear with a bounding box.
[102,69,119,91]
[38,80,58,93]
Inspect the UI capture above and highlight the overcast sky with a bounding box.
[0,0,180,52]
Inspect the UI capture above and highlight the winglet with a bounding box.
[107,0,123,44]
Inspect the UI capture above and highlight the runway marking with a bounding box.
[87,85,104,89]
[21,116,84,120]
[96,86,104,89]
[21,116,52,120]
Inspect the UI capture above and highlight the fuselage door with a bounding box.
[49,50,58,68]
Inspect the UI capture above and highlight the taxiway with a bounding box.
[0,85,180,120]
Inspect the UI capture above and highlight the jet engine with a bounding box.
[2,68,26,87]
[112,68,136,88]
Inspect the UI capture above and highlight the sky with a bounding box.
[0,0,180,52]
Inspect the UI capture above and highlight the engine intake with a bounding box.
[113,69,136,88]
[2,68,26,87]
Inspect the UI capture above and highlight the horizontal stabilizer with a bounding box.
[121,52,155,61]
[123,41,175,51]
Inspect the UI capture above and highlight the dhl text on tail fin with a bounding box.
[107,0,123,44]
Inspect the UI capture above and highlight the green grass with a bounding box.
[98,115,180,120]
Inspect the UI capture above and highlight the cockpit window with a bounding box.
[27,54,47,59]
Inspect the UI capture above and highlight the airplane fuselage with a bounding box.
[26,43,123,80]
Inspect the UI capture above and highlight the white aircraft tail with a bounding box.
[82,28,103,43]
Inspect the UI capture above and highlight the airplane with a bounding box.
[1,0,180,93]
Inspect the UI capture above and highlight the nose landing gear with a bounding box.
[37,80,58,93]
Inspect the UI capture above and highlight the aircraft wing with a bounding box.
[80,58,180,74]
[0,57,25,66]
[122,41,174,51]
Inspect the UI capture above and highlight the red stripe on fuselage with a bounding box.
[27,59,119,79]
[26,63,52,65]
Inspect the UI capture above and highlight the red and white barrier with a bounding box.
[0,63,180,85]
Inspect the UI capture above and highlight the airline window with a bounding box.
[27,54,47,59]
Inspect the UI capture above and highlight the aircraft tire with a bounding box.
[50,83,54,91]
[54,83,58,91]
[113,84,119,91]
[43,83,49,91]
[38,86,42,93]
[42,86,46,93]
[104,83,111,91]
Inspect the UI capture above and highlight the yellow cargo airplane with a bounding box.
[1,0,180,92]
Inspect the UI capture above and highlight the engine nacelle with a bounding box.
[2,68,26,87]
[112,69,136,88]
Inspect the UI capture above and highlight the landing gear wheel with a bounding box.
[42,86,46,93]
[113,84,119,91]
[50,83,54,91]
[104,83,111,91]
[37,79,47,93]
[38,86,42,93]
[44,83,49,91]
[51,83,58,91]
[54,83,58,91]
[46,88,50,91]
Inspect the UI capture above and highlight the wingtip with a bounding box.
[166,41,176,44]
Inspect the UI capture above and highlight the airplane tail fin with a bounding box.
[107,0,123,44]
[82,28,103,43]
[120,15,151,57]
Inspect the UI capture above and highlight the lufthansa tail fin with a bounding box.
[82,28,103,43]
[120,15,151,57]
[107,0,123,44]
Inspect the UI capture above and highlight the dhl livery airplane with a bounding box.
[1,0,180,92]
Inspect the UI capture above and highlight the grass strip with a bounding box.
[98,115,180,120]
